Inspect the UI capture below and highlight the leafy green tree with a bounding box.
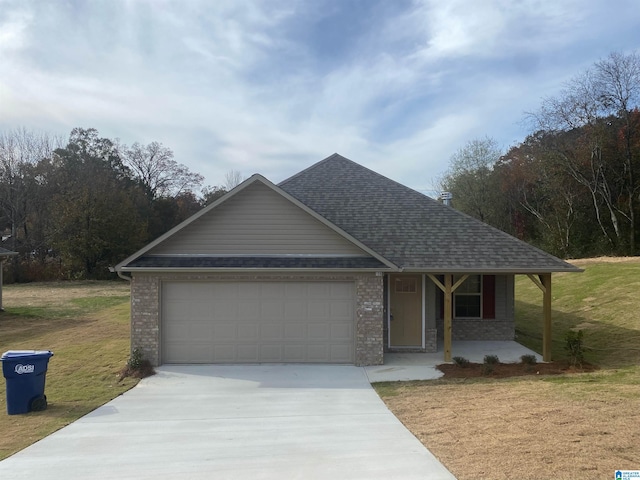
[47,128,147,278]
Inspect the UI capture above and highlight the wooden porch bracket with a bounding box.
[527,273,552,362]
[427,273,469,362]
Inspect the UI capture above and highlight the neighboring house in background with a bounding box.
[113,154,581,366]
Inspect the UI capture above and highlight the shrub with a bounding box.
[483,354,500,365]
[127,348,144,370]
[452,356,470,367]
[120,348,155,380]
[520,354,537,365]
[482,363,495,375]
[565,330,585,367]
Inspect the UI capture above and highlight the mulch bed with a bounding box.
[437,361,597,378]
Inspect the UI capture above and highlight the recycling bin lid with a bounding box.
[1,350,54,360]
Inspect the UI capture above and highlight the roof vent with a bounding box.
[440,192,452,206]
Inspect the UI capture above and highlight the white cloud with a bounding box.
[0,0,639,192]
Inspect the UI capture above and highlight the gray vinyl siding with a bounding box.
[150,182,367,256]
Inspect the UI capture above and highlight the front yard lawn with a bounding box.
[375,257,640,480]
[0,281,138,460]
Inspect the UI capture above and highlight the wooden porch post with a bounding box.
[527,273,553,362]
[541,273,552,362]
[443,274,452,362]
[428,273,468,362]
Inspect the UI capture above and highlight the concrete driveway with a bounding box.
[0,365,455,479]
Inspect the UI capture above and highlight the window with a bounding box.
[454,275,481,318]
[395,277,417,293]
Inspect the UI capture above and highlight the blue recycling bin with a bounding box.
[1,350,54,415]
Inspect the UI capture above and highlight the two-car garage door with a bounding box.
[161,281,355,364]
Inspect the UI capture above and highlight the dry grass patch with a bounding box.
[0,281,137,460]
[378,373,640,480]
[376,258,640,479]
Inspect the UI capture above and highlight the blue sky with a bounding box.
[1,0,639,195]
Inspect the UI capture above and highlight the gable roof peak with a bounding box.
[279,153,359,187]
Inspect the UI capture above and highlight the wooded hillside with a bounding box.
[442,51,640,258]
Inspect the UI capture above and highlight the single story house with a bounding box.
[113,154,581,366]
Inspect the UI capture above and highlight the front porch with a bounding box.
[385,272,555,364]
[366,340,542,382]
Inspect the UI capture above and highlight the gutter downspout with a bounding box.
[109,266,132,282]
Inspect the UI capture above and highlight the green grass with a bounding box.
[515,259,640,369]
[0,281,137,460]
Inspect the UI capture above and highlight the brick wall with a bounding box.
[436,317,514,341]
[355,274,384,365]
[130,274,160,366]
[130,272,384,367]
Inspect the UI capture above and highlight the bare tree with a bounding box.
[529,51,640,253]
[124,142,204,199]
[0,128,63,250]
[224,169,244,191]
[440,137,505,225]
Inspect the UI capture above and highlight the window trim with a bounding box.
[453,274,482,319]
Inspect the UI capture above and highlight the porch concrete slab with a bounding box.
[365,341,542,382]
[0,365,456,480]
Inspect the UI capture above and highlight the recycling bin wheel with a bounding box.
[30,395,48,412]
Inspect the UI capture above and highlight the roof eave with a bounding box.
[400,267,584,274]
[119,267,396,274]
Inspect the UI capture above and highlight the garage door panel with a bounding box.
[260,323,283,340]
[283,345,305,362]
[260,283,285,296]
[189,322,214,339]
[167,343,212,363]
[260,345,283,362]
[235,345,258,362]
[331,323,352,341]
[308,324,329,341]
[283,323,305,340]
[307,344,330,361]
[238,301,260,320]
[308,300,330,320]
[215,283,241,298]
[165,322,188,341]
[260,301,285,320]
[212,323,236,341]
[164,282,206,300]
[331,345,352,363]
[284,300,306,319]
[330,300,353,319]
[214,301,238,318]
[162,281,355,364]
[308,283,331,297]
[284,283,306,296]
[236,324,259,340]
